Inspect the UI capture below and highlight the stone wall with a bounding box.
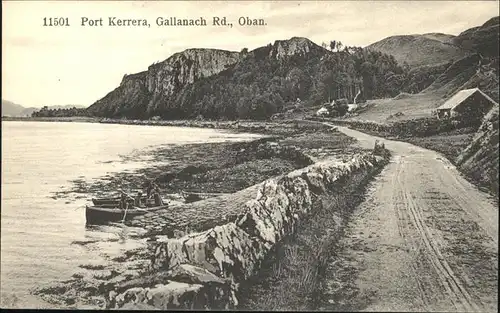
[105,150,390,310]
[311,116,481,138]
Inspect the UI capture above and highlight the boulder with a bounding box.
[151,223,269,286]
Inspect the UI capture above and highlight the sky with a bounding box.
[2,1,498,108]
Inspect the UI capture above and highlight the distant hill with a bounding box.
[2,99,26,117]
[428,16,499,101]
[1,100,86,117]
[453,16,500,57]
[346,16,499,123]
[19,107,38,117]
[370,16,499,101]
[366,16,498,96]
[366,33,468,68]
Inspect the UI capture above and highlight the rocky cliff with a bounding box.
[86,49,241,118]
[85,37,332,120]
[268,37,325,60]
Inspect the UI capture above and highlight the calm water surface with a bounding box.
[1,121,261,308]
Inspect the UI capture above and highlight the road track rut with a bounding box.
[318,125,498,312]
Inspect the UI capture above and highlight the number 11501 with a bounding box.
[43,17,70,26]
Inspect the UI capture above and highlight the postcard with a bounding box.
[2,1,498,310]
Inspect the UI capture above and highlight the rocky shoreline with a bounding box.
[30,121,365,309]
[2,116,326,136]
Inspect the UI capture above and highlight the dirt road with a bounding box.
[319,125,498,312]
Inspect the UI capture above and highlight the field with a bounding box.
[347,91,446,123]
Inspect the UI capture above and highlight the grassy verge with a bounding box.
[401,131,476,161]
[355,126,497,198]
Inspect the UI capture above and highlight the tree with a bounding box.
[360,61,376,100]
[336,41,343,52]
[329,40,337,52]
[329,40,344,52]
[286,67,311,101]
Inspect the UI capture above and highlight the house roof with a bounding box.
[437,88,499,110]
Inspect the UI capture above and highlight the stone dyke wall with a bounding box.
[310,116,481,138]
[105,148,390,310]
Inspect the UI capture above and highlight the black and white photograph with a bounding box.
[1,0,498,310]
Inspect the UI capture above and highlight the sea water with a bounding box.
[0,121,261,308]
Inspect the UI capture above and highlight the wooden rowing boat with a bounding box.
[92,196,148,207]
[85,205,164,225]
